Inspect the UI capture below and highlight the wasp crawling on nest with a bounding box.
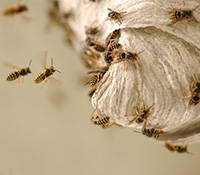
[167,1,199,31]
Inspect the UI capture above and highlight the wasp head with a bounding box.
[27,67,32,74]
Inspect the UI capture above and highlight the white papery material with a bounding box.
[59,0,200,144]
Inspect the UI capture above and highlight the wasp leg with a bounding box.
[154,123,167,138]
[142,120,148,130]
[125,61,128,71]
[125,106,140,124]
[116,60,126,69]
[172,21,181,31]
[139,101,143,111]
[22,77,24,83]
[186,146,193,155]
[170,4,180,11]
[125,115,138,124]
[108,19,114,29]
[15,77,22,89]
[182,19,187,29]
[179,93,192,99]
[167,20,180,31]
[153,123,159,130]
[128,116,139,125]
[148,108,155,117]
[113,19,121,26]
[108,122,116,127]
[134,106,141,115]
[182,1,185,10]
[132,60,140,67]
[41,77,50,89]
[190,16,198,22]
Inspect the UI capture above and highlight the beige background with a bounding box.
[0,0,200,175]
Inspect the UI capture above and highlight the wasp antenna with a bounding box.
[149,103,155,109]
[42,51,48,69]
[138,50,145,55]
[28,59,32,67]
[142,120,148,130]
[85,81,90,86]
[56,69,61,74]
[192,5,200,11]
[51,58,54,66]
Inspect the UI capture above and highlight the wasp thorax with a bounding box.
[51,66,56,72]
[181,10,192,18]
[19,5,28,12]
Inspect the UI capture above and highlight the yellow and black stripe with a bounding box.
[34,71,46,84]
[93,44,105,52]
[87,88,96,98]
[5,71,20,81]
[86,72,105,87]
[93,117,110,126]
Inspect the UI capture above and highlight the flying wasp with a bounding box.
[2,0,28,16]
[167,1,199,31]
[5,60,32,89]
[124,101,155,125]
[165,143,192,154]
[107,7,126,26]
[34,53,61,89]
[180,80,200,106]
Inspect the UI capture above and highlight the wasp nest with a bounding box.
[54,0,200,145]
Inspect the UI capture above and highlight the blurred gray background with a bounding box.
[0,0,200,175]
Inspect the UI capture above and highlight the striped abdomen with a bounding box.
[94,117,110,125]
[34,70,46,84]
[5,71,20,81]
[93,44,105,52]
[170,11,181,20]
[165,143,176,152]
[87,72,105,87]
[189,95,200,106]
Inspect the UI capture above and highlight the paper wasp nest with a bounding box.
[56,0,200,144]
